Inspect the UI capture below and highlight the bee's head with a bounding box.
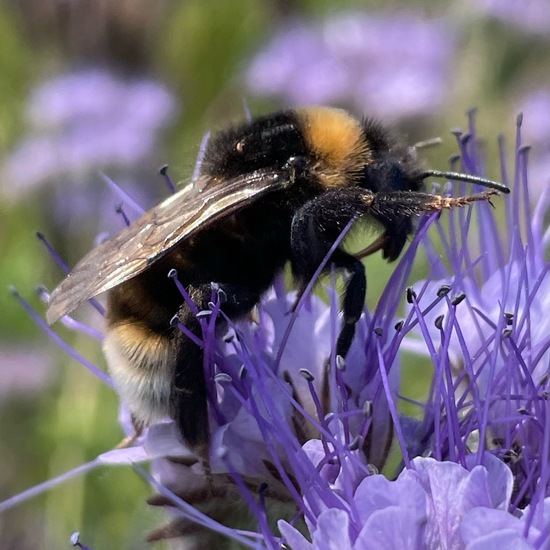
[356,118,426,195]
[358,119,509,196]
[202,111,308,180]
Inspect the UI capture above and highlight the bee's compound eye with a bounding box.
[235,139,246,154]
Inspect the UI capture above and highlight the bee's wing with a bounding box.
[46,169,291,324]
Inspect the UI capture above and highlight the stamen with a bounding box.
[115,203,130,226]
[100,172,144,215]
[437,285,451,297]
[167,269,198,314]
[36,231,70,273]
[70,532,92,550]
[159,164,176,194]
[12,287,113,387]
[451,293,466,306]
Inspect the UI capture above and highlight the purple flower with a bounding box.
[1,67,177,231]
[141,280,405,544]
[513,89,550,198]
[4,112,549,549]
[141,113,549,546]
[245,12,455,121]
[279,453,530,549]
[402,113,550,512]
[3,68,176,194]
[0,345,53,399]
[468,0,550,35]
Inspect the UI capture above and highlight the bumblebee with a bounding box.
[46,106,508,451]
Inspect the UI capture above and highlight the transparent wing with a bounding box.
[46,169,290,324]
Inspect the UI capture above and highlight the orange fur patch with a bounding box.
[297,107,371,188]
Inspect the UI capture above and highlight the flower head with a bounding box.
[279,453,531,549]
[4,68,176,193]
[4,111,549,549]
[402,113,550,513]
[143,277,407,545]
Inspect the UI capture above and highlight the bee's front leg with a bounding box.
[290,188,372,360]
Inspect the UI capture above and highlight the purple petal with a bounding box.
[355,505,426,549]
[354,470,428,525]
[461,508,535,547]
[465,530,534,550]
[311,509,352,550]
[464,453,513,509]
[278,520,313,550]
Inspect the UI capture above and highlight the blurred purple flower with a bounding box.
[246,12,455,120]
[3,68,176,194]
[514,90,550,198]
[1,67,177,231]
[518,91,550,143]
[469,0,550,35]
[0,345,53,399]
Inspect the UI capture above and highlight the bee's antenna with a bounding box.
[420,169,510,194]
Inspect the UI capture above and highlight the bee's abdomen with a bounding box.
[103,321,174,424]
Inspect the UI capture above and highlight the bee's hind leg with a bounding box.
[172,283,262,454]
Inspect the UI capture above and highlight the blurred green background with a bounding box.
[0,0,548,548]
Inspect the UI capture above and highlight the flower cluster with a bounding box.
[1,67,177,234]
[3,68,176,195]
[126,112,550,546]
[403,113,550,514]
[3,113,549,550]
[280,453,549,549]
